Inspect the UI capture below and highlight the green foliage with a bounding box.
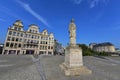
[77,44,95,56]
[97,52,109,56]
[77,44,109,56]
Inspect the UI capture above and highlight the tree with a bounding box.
[77,44,95,56]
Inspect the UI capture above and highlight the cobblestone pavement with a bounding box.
[40,56,120,80]
[0,55,41,80]
[0,55,120,80]
[32,55,46,80]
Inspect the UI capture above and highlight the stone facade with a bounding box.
[90,42,115,52]
[89,43,97,49]
[2,20,54,55]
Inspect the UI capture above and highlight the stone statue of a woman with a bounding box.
[69,18,76,45]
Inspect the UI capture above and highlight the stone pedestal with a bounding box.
[60,45,92,76]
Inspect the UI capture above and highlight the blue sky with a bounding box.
[0,0,120,48]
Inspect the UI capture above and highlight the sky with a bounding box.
[0,0,120,48]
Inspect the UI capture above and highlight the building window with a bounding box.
[32,35,34,38]
[46,37,48,40]
[14,27,17,30]
[34,35,36,39]
[51,46,53,49]
[48,46,50,49]
[40,41,42,44]
[27,34,28,38]
[24,44,26,48]
[28,34,30,38]
[31,40,33,43]
[17,33,20,36]
[41,37,43,39]
[6,42,9,47]
[21,33,23,37]
[9,31,12,35]
[13,32,16,36]
[10,43,14,48]
[39,46,41,49]
[27,40,30,43]
[19,38,22,42]
[37,41,39,44]
[16,38,19,42]
[43,46,44,50]
[7,36,11,41]
[45,46,47,50]
[24,39,27,42]
[33,30,34,33]
[18,44,21,48]
[12,37,15,41]
[18,28,21,31]
[30,29,32,32]
[14,43,17,48]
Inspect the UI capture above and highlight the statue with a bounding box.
[69,18,76,45]
[60,18,92,76]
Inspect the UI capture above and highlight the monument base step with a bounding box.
[60,63,92,76]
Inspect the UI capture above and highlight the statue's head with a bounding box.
[71,18,74,23]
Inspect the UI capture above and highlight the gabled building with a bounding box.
[2,20,54,55]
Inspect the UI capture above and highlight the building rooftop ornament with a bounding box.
[14,20,23,27]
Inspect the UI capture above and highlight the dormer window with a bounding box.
[30,29,32,32]
[44,32,46,34]
[14,27,17,30]
[18,28,21,31]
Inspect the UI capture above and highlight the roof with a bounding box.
[29,24,39,29]
[94,42,114,47]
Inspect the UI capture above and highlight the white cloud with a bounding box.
[15,0,50,28]
[72,0,82,4]
[89,0,99,8]
[89,0,109,8]
[70,0,109,8]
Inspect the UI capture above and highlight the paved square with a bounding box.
[0,55,120,80]
[0,55,41,80]
[40,56,120,80]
